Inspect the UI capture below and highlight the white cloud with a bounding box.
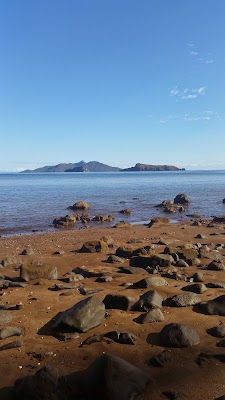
[190,50,198,56]
[169,86,206,100]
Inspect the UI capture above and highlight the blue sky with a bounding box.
[0,0,225,171]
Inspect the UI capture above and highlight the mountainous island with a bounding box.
[122,163,185,172]
[21,161,185,173]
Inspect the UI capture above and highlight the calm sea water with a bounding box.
[0,171,225,235]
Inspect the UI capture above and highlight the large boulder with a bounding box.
[83,353,151,400]
[103,294,135,311]
[53,296,105,333]
[20,265,58,282]
[130,254,173,269]
[116,246,155,259]
[79,240,108,253]
[168,293,201,307]
[160,323,200,347]
[148,217,170,227]
[134,290,163,311]
[14,365,62,400]
[203,295,225,316]
[132,277,168,288]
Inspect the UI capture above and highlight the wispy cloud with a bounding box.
[169,86,206,100]
[159,110,222,124]
[187,43,215,64]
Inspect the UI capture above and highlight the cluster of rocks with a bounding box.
[156,193,190,213]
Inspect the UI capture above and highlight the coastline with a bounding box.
[1,220,225,399]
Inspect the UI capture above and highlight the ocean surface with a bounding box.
[0,171,225,236]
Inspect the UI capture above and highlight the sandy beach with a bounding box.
[0,220,225,399]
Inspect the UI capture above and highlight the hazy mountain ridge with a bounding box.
[22,161,184,173]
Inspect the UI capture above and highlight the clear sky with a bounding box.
[1,0,225,171]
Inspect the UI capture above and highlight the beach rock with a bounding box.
[0,310,12,325]
[20,265,58,282]
[203,295,225,316]
[119,208,131,214]
[107,255,124,264]
[173,193,190,205]
[56,332,80,341]
[116,245,155,259]
[0,340,23,351]
[69,201,90,210]
[83,353,151,400]
[0,326,23,339]
[104,331,136,345]
[79,240,108,253]
[168,293,201,307]
[14,364,62,400]
[193,272,204,282]
[176,260,189,268]
[139,308,165,323]
[207,260,225,271]
[53,214,76,228]
[73,266,104,278]
[100,236,114,245]
[1,256,22,267]
[148,217,170,227]
[93,214,115,222]
[96,276,113,283]
[182,283,207,294]
[53,295,105,333]
[210,323,225,338]
[199,247,222,260]
[148,350,172,367]
[118,266,148,275]
[160,323,200,347]
[130,254,173,269]
[20,246,34,256]
[103,294,135,311]
[212,216,225,223]
[176,245,198,260]
[132,277,168,288]
[134,290,163,311]
[114,221,131,228]
[207,282,225,289]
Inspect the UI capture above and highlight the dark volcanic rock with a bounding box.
[207,260,225,271]
[104,331,136,345]
[210,322,225,338]
[106,255,124,264]
[182,283,207,294]
[139,308,165,323]
[83,353,151,399]
[168,293,201,307]
[53,295,105,333]
[132,277,168,288]
[149,350,172,367]
[160,323,200,347]
[103,294,135,311]
[173,193,190,205]
[134,290,163,311]
[14,364,62,400]
[203,295,225,316]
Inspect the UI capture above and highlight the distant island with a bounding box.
[122,163,185,172]
[21,161,185,173]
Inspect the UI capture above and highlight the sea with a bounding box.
[0,170,225,236]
